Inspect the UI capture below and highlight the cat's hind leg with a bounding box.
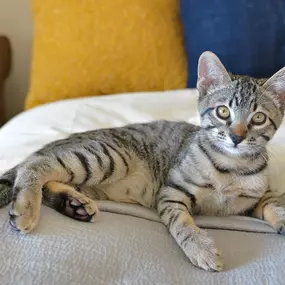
[9,140,130,233]
[43,181,98,222]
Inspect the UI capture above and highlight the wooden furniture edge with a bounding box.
[0,36,11,125]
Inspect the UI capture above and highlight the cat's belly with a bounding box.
[102,180,155,207]
[82,163,157,208]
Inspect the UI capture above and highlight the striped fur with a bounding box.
[1,51,285,271]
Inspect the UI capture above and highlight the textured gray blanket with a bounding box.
[1,201,284,285]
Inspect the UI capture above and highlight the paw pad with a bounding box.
[62,198,97,222]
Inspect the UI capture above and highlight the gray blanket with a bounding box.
[1,201,284,285]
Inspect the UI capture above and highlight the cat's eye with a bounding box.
[216,106,230,120]
[251,112,267,125]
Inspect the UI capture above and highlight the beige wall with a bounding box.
[0,0,33,120]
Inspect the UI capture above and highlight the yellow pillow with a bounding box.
[26,0,187,109]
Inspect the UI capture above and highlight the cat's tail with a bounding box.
[0,167,16,207]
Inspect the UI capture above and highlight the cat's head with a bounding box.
[197,51,285,156]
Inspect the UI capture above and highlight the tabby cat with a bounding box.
[1,51,285,272]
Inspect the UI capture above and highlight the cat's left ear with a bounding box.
[197,51,232,94]
[263,67,285,105]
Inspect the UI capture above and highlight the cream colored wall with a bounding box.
[0,0,33,120]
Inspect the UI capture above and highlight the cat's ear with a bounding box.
[263,67,285,104]
[197,51,231,94]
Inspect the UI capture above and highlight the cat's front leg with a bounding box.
[157,184,223,271]
[252,190,285,234]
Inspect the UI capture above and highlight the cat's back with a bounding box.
[70,120,200,174]
[110,120,199,155]
[121,120,199,141]
[71,120,200,149]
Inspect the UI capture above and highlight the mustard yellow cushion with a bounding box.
[26,0,187,109]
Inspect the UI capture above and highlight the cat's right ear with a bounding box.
[263,67,285,107]
[197,51,231,94]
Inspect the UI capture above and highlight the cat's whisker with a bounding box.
[267,148,285,164]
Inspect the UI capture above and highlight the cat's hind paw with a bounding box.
[43,181,99,222]
[61,196,98,222]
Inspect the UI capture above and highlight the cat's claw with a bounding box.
[275,221,285,235]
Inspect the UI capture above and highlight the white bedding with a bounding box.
[1,90,200,171]
[1,89,285,285]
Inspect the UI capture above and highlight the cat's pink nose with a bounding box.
[230,122,248,137]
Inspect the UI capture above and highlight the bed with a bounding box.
[1,90,285,285]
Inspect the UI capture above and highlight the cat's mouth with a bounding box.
[221,143,261,156]
[210,136,258,154]
[208,133,263,156]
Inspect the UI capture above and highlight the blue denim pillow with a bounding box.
[180,0,285,87]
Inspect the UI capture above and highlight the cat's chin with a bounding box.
[221,144,260,157]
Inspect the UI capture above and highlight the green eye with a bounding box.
[251,112,267,125]
[216,106,230,120]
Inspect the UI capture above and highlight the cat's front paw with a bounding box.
[9,189,42,233]
[182,230,223,271]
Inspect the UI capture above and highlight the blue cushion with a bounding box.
[180,0,285,87]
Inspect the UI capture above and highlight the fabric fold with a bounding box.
[97,201,276,234]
